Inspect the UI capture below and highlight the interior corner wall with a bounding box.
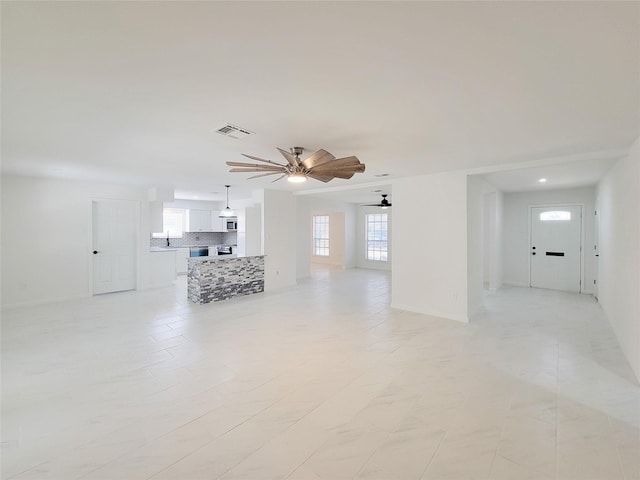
[356,206,392,271]
[1,174,150,308]
[596,139,640,382]
[262,189,297,292]
[391,171,469,323]
[467,176,484,319]
[502,186,597,293]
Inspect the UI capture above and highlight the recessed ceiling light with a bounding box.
[538,178,547,183]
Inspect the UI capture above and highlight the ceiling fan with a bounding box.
[226,147,365,183]
[363,194,392,209]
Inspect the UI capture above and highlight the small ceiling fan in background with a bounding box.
[363,194,392,209]
[227,146,365,183]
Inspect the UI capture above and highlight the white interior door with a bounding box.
[530,205,582,292]
[594,209,599,299]
[92,200,137,294]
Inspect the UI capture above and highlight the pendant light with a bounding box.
[218,185,236,218]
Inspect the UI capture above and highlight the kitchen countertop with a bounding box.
[157,244,238,248]
[188,254,263,261]
[150,247,178,252]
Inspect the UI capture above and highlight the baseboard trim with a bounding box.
[1,293,92,311]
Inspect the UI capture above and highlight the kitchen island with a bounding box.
[187,255,264,304]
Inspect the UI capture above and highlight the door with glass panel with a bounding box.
[530,205,582,292]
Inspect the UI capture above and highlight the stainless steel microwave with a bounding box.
[226,221,237,230]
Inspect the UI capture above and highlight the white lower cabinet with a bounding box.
[149,250,177,288]
[176,248,190,275]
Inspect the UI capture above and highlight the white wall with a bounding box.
[596,139,640,382]
[467,175,484,318]
[482,187,504,291]
[295,196,357,280]
[392,171,469,323]
[502,186,597,293]
[344,203,357,269]
[262,189,297,292]
[483,195,492,285]
[356,206,392,271]
[491,191,504,290]
[1,174,151,308]
[243,205,262,257]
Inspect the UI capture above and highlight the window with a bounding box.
[366,213,388,261]
[313,215,330,256]
[151,208,186,238]
[540,210,571,221]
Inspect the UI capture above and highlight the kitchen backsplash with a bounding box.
[150,231,237,247]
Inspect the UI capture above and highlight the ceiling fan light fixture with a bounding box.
[287,172,307,183]
[227,146,365,183]
[218,185,236,218]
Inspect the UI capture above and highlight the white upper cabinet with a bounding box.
[187,209,212,232]
[210,211,227,232]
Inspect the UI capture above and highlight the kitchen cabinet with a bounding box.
[210,211,228,232]
[176,248,189,275]
[149,249,177,287]
[187,209,212,232]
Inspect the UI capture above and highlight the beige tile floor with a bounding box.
[2,267,639,480]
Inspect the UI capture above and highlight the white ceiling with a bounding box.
[481,155,622,193]
[2,2,638,204]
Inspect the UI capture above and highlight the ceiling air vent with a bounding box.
[214,123,254,139]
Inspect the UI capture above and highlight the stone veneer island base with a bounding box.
[188,255,265,304]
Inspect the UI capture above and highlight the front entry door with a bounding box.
[92,200,137,294]
[530,205,582,292]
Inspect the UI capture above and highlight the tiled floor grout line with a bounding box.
[3,272,638,480]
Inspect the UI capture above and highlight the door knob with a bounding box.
[532,252,536,255]
[93,250,99,254]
